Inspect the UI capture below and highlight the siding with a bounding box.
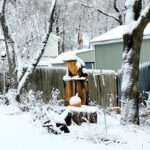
[140,39,150,63]
[95,42,123,71]
[95,39,150,71]
[77,50,95,63]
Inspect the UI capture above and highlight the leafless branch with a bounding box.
[81,3,122,24]
[18,0,57,95]
[114,0,120,13]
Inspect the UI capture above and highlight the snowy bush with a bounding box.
[19,90,43,111]
[19,89,64,125]
[139,97,150,125]
[49,88,63,107]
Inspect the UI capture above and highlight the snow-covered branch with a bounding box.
[81,2,123,25]
[124,0,150,34]
[18,0,57,95]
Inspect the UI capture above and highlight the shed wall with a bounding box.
[76,50,95,62]
[95,42,122,71]
[95,39,150,71]
[140,39,150,63]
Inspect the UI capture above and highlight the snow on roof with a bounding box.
[52,49,94,64]
[91,23,150,45]
[43,33,59,58]
[37,57,55,67]
[1,51,6,57]
[63,53,77,62]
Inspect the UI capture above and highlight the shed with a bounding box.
[51,49,95,69]
[91,24,150,71]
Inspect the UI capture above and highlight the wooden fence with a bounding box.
[0,67,118,107]
[28,68,117,107]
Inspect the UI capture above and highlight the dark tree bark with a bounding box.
[121,0,150,125]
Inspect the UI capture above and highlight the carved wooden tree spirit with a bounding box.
[63,56,88,106]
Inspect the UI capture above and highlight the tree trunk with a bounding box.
[121,0,150,125]
[0,0,18,89]
[121,28,143,124]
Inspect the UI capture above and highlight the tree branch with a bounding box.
[114,0,120,13]
[133,0,142,20]
[81,3,122,25]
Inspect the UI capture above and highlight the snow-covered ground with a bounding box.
[0,104,150,150]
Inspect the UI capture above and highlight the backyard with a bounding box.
[0,103,150,150]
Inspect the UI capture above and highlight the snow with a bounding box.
[43,34,59,58]
[89,69,115,75]
[52,49,94,64]
[125,0,135,24]
[67,105,99,113]
[82,67,88,74]
[121,48,134,95]
[69,95,81,105]
[91,23,150,45]
[140,61,150,69]
[62,51,87,80]
[1,51,6,57]
[43,106,66,124]
[63,75,86,81]
[37,57,54,67]
[63,53,77,62]
[0,104,150,150]
[141,3,150,17]
[125,0,135,8]
[17,65,33,94]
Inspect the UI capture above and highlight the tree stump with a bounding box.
[64,106,98,125]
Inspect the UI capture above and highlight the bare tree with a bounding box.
[0,0,18,89]
[0,0,57,101]
[121,0,150,125]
